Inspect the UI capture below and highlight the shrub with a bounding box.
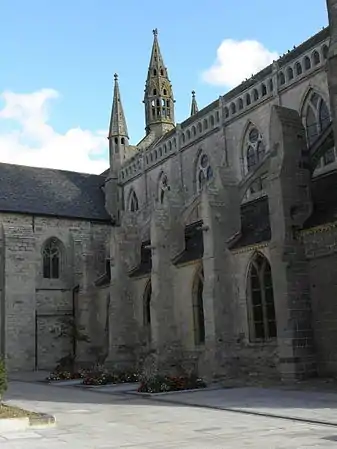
[138,374,206,393]
[0,359,8,403]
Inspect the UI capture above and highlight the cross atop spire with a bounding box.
[190,90,199,116]
[152,28,158,36]
[108,73,129,139]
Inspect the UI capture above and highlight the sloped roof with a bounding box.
[0,162,111,221]
[230,196,271,249]
[304,170,337,229]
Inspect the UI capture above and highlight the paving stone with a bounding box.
[1,381,337,448]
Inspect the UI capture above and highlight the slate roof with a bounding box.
[0,162,111,221]
[304,170,337,229]
[129,240,152,278]
[173,221,204,265]
[230,197,271,249]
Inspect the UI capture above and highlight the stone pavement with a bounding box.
[2,381,337,447]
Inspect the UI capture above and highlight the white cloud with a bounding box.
[0,89,108,174]
[202,39,279,88]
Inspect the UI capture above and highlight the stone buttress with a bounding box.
[267,105,316,381]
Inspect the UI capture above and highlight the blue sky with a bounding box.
[0,0,329,173]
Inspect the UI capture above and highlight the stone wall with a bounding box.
[0,212,110,371]
[302,225,337,376]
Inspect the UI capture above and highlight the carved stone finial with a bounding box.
[192,90,196,97]
[152,28,158,36]
[114,73,118,81]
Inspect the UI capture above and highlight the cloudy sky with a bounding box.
[0,0,328,174]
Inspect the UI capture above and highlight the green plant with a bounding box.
[0,359,8,403]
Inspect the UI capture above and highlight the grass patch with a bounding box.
[0,404,40,419]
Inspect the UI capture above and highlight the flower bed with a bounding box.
[82,371,140,386]
[46,369,89,382]
[137,375,206,393]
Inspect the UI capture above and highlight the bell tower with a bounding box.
[143,29,175,137]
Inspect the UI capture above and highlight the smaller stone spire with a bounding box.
[108,73,129,139]
[190,90,199,116]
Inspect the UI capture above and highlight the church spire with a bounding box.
[108,73,129,139]
[108,74,129,171]
[190,90,199,116]
[143,29,175,137]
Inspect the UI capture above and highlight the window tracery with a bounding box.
[197,153,213,192]
[43,238,61,279]
[129,190,139,212]
[143,281,152,343]
[304,91,330,146]
[192,267,205,345]
[247,253,276,342]
[244,126,266,173]
[158,173,170,203]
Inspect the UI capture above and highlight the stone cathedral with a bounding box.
[2,1,337,382]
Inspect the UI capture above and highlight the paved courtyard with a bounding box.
[2,380,337,447]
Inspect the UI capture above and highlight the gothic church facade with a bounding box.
[1,2,337,381]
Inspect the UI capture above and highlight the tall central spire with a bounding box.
[143,29,175,137]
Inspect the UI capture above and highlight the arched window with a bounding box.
[210,115,215,127]
[322,44,329,59]
[158,172,170,204]
[192,267,205,345]
[246,93,251,106]
[238,98,244,110]
[129,190,139,212]
[143,280,152,343]
[279,71,285,86]
[287,67,294,81]
[230,102,236,114]
[197,152,213,192]
[197,122,202,133]
[269,78,273,92]
[192,125,196,136]
[313,50,320,65]
[304,91,331,146]
[224,107,229,118]
[261,84,267,97]
[247,253,276,342]
[203,118,208,130]
[295,62,303,76]
[244,125,266,173]
[43,238,61,279]
[253,89,259,101]
[187,129,191,140]
[304,56,311,70]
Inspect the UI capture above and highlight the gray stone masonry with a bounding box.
[199,168,241,379]
[106,224,138,369]
[3,224,36,371]
[267,105,316,381]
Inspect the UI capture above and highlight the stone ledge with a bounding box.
[29,413,56,428]
[45,379,84,387]
[125,386,217,398]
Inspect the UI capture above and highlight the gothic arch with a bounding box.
[157,171,170,204]
[245,251,276,342]
[143,279,152,343]
[194,148,213,193]
[300,87,331,147]
[240,121,267,176]
[191,264,205,345]
[42,237,64,279]
[127,188,139,212]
